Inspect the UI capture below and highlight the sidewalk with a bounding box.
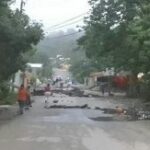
[0,104,18,121]
[83,89,126,97]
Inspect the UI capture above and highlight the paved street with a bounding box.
[2,0,150,149]
[0,95,150,150]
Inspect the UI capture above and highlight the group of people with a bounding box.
[18,84,32,114]
[18,83,53,114]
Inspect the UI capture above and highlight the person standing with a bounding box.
[44,84,52,108]
[100,82,106,96]
[26,86,32,108]
[45,83,51,92]
[18,84,27,114]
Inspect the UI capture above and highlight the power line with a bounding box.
[48,30,84,40]
[48,12,88,29]
[48,18,83,33]
[47,11,89,30]
[20,0,26,13]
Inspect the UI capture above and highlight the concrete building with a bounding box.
[27,63,43,77]
[84,68,115,88]
[13,63,43,90]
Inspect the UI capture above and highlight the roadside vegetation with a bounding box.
[75,0,150,101]
[0,92,17,105]
[0,0,44,102]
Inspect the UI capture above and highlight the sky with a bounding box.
[12,0,90,33]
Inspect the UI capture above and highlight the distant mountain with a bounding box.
[36,29,85,62]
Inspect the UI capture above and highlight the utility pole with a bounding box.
[20,0,26,86]
[20,0,25,14]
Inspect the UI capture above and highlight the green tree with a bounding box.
[79,0,150,73]
[0,0,44,100]
[70,59,97,83]
[78,0,150,98]
[0,0,44,81]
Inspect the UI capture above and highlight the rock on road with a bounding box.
[0,96,150,150]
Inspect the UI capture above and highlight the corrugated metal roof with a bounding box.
[27,63,43,68]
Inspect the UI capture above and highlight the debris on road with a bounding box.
[93,105,150,121]
[52,87,102,97]
[61,87,85,97]
[53,100,59,103]
[46,104,89,109]
[90,116,114,121]
[43,91,150,121]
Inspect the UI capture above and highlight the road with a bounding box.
[0,68,150,150]
[0,95,150,150]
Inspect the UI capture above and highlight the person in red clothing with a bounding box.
[18,84,27,114]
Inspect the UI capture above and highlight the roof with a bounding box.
[27,63,43,68]
[90,72,106,77]
[90,71,114,77]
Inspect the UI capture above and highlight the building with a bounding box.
[27,63,43,77]
[84,68,115,88]
[13,63,43,90]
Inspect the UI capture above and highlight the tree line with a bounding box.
[0,0,43,100]
[76,0,150,99]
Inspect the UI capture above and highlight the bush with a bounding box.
[0,82,10,101]
[0,92,17,105]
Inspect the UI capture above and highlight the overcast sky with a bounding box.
[12,0,90,33]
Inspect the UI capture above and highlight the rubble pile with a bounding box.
[53,87,101,97]
[94,105,150,121]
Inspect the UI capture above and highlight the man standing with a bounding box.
[18,84,27,114]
